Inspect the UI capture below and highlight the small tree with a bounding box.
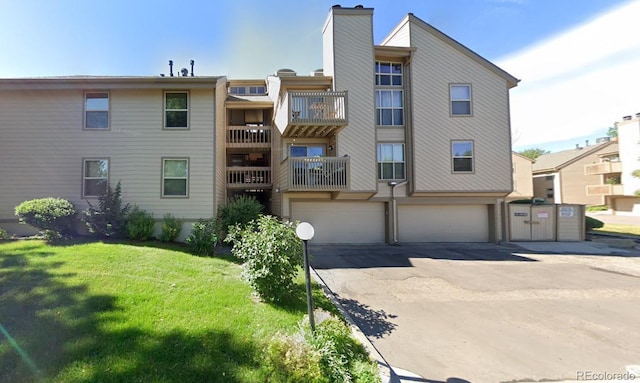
[518,148,550,161]
[83,181,131,238]
[185,218,218,256]
[15,197,77,240]
[225,215,302,302]
[216,195,263,237]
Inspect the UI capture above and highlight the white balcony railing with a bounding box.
[227,167,271,188]
[226,126,271,147]
[288,157,349,191]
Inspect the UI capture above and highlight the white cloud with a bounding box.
[498,0,640,148]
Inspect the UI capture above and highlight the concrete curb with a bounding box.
[310,266,422,383]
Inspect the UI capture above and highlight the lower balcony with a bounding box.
[288,157,349,191]
[586,184,624,196]
[227,167,272,189]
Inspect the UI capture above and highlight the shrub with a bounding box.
[586,216,604,232]
[0,227,10,240]
[225,215,302,302]
[83,181,131,238]
[216,195,263,237]
[160,213,183,242]
[14,197,77,240]
[586,205,608,212]
[186,218,218,256]
[264,317,381,383]
[125,206,156,241]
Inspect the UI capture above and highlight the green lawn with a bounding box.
[594,223,640,237]
[0,240,336,382]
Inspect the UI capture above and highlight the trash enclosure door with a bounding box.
[509,204,556,241]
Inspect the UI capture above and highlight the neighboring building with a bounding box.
[0,5,519,243]
[585,114,640,215]
[507,152,534,202]
[532,139,616,206]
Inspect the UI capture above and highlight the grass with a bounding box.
[594,223,640,237]
[0,239,338,382]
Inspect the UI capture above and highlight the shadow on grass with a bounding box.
[0,246,265,383]
[268,279,343,318]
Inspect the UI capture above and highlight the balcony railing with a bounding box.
[275,91,348,137]
[585,161,622,175]
[227,167,272,188]
[288,157,349,191]
[586,184,624,196]
[226,126,271,147]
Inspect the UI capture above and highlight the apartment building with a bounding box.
[0,5,519,243]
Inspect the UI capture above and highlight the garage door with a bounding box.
[398,204,489,242]
[291,202,385,244]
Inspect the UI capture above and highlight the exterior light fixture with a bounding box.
[296,222,315,332]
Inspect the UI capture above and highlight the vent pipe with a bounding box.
[190,60,195,77]
[169,60,174,77]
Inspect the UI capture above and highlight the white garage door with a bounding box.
[398,204,489,242]
[291,202,385,244]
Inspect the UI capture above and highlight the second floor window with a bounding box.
[85,92,109,129]
[165,91,188,129]
[376,90,404,126]
[450,84,472,116]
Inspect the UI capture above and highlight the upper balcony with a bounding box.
[226,126,271,148]
[275,91,348,138]
[586,184,624,196]
[286,157,350,191]
[585,161,622,175]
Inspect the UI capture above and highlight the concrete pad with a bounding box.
[311,243,640,382]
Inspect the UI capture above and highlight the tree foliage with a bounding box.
[518,148,550,160]
[15,197,77,240]
[83,181,131,238]
[607,125,618,138]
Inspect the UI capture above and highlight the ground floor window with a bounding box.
[162,158,189,197]
[452,140,474,173]
[83,158,109,197]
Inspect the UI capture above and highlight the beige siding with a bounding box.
[559,154,605,206]
[557,205,584,241]
[507,153,533,200]
[408,22,512,193]
[324,9,378,192]
[380,19,411,47]
[377,128,405,142]
[0,88,216,223]
[215,81,227,213]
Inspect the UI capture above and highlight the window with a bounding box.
[376,90,404,126]
[249,86,265,94]
[229,86,246,95]
[450,84,471,116]
[229,86,266,95]
[164,92,188,129]
[83,159,109,197]
[85,92,109,129]
[289,145,324,157]
[162,158,189,197]
[377,143,405,180]
[375,62,402,86]
[452,141,473,172]
[375,61,404,126]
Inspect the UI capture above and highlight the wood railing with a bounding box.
[288,157,349,191]
[584,161,622,175]
[586,184,624,196]
[227,167,271,188]
[289,91,347,124]
[226,126,271,147]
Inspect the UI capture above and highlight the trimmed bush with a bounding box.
[225,215,302,302]
[216,195,263,237]
[586,205,608,212]
[186,218,218,256]
[586,216,604,232]
[83,181,131,238]
[126,206,156,241]
[160,213,183,242]
[0,227,10,240]
[15,197,77,240]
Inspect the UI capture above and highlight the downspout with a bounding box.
[388,180,408,244]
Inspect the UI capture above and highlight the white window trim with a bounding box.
[450,84,472,117]
[162,157,189,198]
[375,89,404,127]
[82,158,109,198]
[377,143,406,180]
[451,140,474,173]
[84,91,110,130]
[164,91,189,130]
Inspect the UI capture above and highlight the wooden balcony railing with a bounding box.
[586,184,624,196]
[584,161,622,175]
[227,167,272,188]
[275,91,348,137]
[226,126,271,147]
[288,157,349,191]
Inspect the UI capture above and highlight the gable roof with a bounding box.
[512,152,535,162]
[532,141,616,173]
[381,14,519,89]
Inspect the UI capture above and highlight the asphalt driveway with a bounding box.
[310,243,640,383]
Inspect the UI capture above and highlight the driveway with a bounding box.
[310,243,640,383]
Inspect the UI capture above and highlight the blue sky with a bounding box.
[1,0,638,152]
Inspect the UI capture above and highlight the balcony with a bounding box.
[227,167,271,189]
[586,184,624,196]
[275,91,347,138]
[226,126,271,148]
[585,161,622,175]
[288,157,349,191]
